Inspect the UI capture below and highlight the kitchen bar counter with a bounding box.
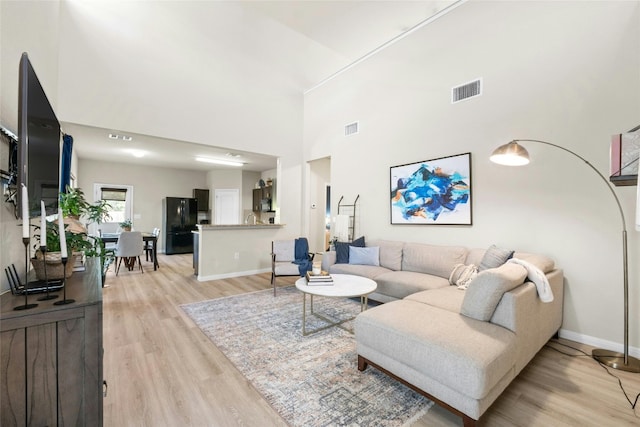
[195,223,287,281]
[198,223,285,230]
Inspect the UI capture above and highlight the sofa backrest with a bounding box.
[402,242,468,279]
[367,239,404,271]
[465,248,555,274]
[272,240,295,262]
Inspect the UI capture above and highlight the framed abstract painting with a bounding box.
[390,152,472,225]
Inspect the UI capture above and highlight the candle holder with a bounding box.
[37,246,58,301]
[14,237,38,310]
[53,257,74,305]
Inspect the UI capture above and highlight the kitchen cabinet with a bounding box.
[253,188,262,212]
[193,188,209,212]
[252,185,273,212]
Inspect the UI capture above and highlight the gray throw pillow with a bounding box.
[478,244,514,271]
[460,263,527,321]
[335,236,365,264]
[349,246,380,266]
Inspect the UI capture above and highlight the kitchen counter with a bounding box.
[194,223,287,281]
[198,223,284,230]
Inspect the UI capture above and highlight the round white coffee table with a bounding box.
[295,274,377,336]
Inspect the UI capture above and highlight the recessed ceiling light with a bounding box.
[195,157,243,167]
[126,149,146,158]
[108,133,133,141]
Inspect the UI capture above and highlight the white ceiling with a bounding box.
[65,1,459,172]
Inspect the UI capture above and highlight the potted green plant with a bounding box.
[32,220,91,279]
[119,219,132,231]
[59,186,90,219]
[58,186,114,285]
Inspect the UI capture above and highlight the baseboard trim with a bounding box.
[559,328,640,358]
[197,268,271,282]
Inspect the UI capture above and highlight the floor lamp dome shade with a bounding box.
[490,138,640,373]
[489,141,531,166]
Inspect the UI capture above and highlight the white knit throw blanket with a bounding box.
[507,258,554,303]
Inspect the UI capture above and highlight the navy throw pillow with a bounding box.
[335,236,365,264]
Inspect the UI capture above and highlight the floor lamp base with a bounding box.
[592,349,640,373]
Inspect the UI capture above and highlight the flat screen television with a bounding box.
[17,52,61,218]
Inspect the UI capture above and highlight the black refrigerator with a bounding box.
[164,197,198,254]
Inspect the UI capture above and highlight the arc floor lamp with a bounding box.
[490,139,640,373]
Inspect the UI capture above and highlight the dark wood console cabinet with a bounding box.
[1,258,103,426]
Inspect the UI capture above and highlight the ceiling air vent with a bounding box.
[451,78,482,103]
[344,121,359,136]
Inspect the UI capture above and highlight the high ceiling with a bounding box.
[64,1,460,172]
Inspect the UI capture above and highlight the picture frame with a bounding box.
[390,152,472,225]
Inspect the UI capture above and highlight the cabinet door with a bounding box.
[193,189,209,212]
[1,329,26,426]
[252,188,261,212]
[262,186,272,199]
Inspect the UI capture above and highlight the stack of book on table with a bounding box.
[305,271,333,285]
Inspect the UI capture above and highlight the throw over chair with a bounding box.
[115,231,144,275]
[271,238,314,296]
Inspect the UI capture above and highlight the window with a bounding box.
[93,183,133,234]
[100,187,127,223]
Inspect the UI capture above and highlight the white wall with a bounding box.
[0,0,61,292]
[308,157,330,253]
[304,1,640,353]
[78,159,207,252]
[55,0,306,236]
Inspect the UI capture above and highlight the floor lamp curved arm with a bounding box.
[490,139,638,373]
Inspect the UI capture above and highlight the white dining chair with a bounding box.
[115,231,144,275]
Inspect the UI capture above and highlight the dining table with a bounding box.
[100,232,159,271]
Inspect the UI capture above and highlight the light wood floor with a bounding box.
[103,254,640,426]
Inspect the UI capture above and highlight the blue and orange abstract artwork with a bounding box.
[390,152,472,225]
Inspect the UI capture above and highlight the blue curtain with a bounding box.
[60,133,73,192]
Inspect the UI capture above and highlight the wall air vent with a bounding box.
[344,121,359,136]
[452,78,482,103]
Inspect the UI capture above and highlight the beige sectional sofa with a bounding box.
[321,239,563,427]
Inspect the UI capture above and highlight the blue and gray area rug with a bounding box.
[181,286,432,427]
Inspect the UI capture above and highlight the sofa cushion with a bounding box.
[401,242,468,278]
[273,261,300,276]
[464,248,486,266]
[328,263,391,280]
[335,236,365,264]
[478,245,514,271]
[349,246,379,266]
[405,286,465,313]
[367,239,404,271]
[461,263,528,321]
[374,271,449,300]
[355,300,517,400]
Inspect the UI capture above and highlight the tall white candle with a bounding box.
[58,208,67,259]
[21,184,29,238]
[40,200,46,249]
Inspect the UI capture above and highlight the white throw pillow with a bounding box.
[349,246,380,266]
